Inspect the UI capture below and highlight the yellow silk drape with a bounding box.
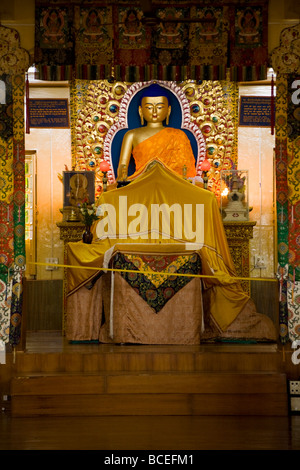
[66,164,249,331]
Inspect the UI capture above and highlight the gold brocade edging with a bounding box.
[28,262,278,283]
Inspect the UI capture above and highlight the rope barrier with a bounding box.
[28,261,278,283]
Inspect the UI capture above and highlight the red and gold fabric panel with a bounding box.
[0,25,29,346]
[275,74,300,343]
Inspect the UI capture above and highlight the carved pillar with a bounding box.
[56,221,84,331]
[223,221,256,295]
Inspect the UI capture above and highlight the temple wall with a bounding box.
[25,84,71,280]
[238,84,276,280]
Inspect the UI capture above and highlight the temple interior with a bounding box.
[1,0,300,453]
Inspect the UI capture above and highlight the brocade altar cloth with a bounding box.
[112,252,202,313]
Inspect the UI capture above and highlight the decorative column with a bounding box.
[0,25,30,348]
[271,23,300,343]
[56,220,84,330]
[223,221,256,295]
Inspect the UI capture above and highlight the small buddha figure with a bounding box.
[69,173,89,207]
[223,175,248,221]
[117,83,196,181]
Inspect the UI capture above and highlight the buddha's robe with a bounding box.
[130,127,196,179]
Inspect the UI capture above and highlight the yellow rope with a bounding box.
[29,261,278,283]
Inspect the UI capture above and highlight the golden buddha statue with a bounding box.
[117,83,197,182]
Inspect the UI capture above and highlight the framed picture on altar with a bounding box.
[63,171,95,208]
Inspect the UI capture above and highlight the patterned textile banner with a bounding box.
[0,25,29,346]
[34,4,74,80]
[271,23,300,342]
[275,73,300,343]
[34,0,269,82]
[0,74,27,347]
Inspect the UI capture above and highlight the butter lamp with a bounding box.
[100,160,110,192]
[200,159,211,189]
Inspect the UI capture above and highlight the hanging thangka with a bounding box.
[0,24,29,347]
[149,6,190,81]
[275,76,290,344]
[271,22,300,342]
[113,5,191,82]
[286,75,300,342]
[74,5,113,80]
[229,3,268,81]
[34,3,74,80]
[189,5,229,81]
[0,73,14,345]
[113,4,151,82]
[34,0,269,83]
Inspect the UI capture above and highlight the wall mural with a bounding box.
[0,25,30,346]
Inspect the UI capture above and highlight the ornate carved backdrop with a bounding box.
[70,79,238,197]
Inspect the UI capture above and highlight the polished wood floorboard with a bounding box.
[22,330,280,354]
[0,415,300,450]
[2,331,300,451]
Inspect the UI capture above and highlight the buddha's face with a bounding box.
[139,96,171,124]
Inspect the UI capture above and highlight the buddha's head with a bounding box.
[139,83,171,125]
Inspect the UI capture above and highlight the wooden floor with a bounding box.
[1,331,300,451]
[1,414,300,451]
